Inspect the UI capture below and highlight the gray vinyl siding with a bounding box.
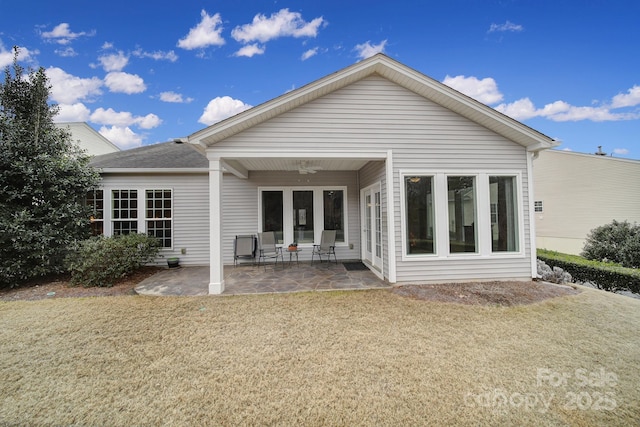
[99,173,209,266]
[213,75,534,282]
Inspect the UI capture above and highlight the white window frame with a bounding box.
[400,170,525,261]
[87,189,104,236]
[145,189,174,250]
[258,186,349,248]
[102,187,174,251]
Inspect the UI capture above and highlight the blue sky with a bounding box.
[1,0,638,159]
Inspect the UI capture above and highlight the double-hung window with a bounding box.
[112,190,138,235]
[87,189,104,236]
[96,188,173,248]
[146,189,173,248]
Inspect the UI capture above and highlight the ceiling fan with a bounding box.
[298,160,323,174]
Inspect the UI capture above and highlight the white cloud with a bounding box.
[234,44,265,58]
[159,91,194,103]
[104,71,146,94]
[46,67,102,104]
[611,85,640,108]
[99,125,143,149]
[55,47,77,57]
[231,8,325,44]
[494,97,539,120]
[495,97,640,122]
[198,96,252,125]
[98,51,128,72]
[132,48,178,62]
[435,75,640,123]
[443,75,504,105]
[354,40,387,60]
[136,113,162,129]
[488,21,524,33]
[40,23,95,45]
[178,10,225,50]
[0,44,37,67]
[301,48,318,61]
[613,148,629,155]
[90,107,161,129]
[54,103,91,122]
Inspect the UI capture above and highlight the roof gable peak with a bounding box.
[189,54,554,150]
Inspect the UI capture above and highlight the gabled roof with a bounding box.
[89,141,207,171]
[189,54,556,152]
[55,122,120,155]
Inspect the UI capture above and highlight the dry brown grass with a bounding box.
[1,286,639,426]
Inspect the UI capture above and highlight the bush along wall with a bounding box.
[66,233,161,287]
[538,250,640,294]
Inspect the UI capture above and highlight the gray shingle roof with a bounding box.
[89,141,207,169]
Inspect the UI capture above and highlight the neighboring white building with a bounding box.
[534,149,640,255]
[90,54,556,294]
[56,122,120,156]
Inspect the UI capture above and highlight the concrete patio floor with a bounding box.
[134,261,390,296]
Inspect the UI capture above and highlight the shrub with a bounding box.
[621,232,640,269]
[538,249,640,294]
[66,233,161,287]
[581,220,640,268]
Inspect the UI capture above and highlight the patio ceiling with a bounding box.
[226,157,372,173]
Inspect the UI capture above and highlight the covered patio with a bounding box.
[135,262,391,296]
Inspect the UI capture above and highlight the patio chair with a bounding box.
[312,230,337,264]
[234,235,256,266]
[257,231,284,270]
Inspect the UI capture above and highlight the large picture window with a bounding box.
[324,190,344,242]
[293,190,314,243]
[403,172,523,258]
[489,176,519,252]
[448,176,477,253]
[262,191,284,244]
[405,176,435,254]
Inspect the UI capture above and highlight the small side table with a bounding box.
[287,248,302,267]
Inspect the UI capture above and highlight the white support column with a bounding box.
[385,150,397,283]
[208,157,224,294]
[527,152,538,279]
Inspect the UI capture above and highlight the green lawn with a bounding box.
[1,287,639,426]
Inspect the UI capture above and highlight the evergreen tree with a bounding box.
[0,47,100,287]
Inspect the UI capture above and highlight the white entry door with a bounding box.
[361,184,383,270]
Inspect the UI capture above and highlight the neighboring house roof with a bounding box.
[89,141,208,171]
[189,54,557,151]
[55,122,120,156]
